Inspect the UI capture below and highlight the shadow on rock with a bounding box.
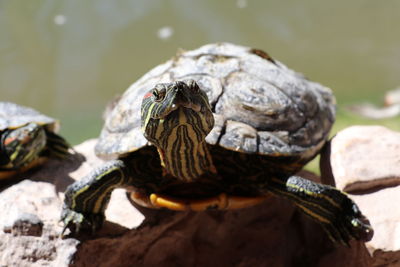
[71,196,372,267]
[0,151,84,193]
[28,151,85,193]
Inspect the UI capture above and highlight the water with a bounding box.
[1,0,400,144]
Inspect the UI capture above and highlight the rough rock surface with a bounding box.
[321,125,400,267]
[0,139,372,266]
[0,180,79,266]
[321,125,400,192]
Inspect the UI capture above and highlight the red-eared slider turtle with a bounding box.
[62,43,373,244]
[0,102,70,179]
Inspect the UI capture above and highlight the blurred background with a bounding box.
[1,0,400,145]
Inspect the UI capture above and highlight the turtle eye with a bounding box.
[153,87,166,102]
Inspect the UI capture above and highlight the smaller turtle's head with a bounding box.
[141,80,215,180]
[1,123,46,169]
[141,80,214,146]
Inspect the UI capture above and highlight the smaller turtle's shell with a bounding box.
[96,43,335,162]
[0,102,59,132]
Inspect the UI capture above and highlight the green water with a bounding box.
[1,0,400,144]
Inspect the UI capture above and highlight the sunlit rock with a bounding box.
[321,125,400,192]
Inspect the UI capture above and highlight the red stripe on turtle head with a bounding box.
[4,137,16,146]
[143,91,153,99]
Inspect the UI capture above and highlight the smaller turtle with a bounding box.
[0,102,71,179]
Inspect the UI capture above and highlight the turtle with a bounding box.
[61,43,373,244]
[0,101,71,179]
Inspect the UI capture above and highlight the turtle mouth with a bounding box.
[171,102,201,113]
[159,102,202,119]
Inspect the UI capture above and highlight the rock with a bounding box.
[0,139,145,266]
[321,125,400,266]
[0,234,78,267]
[73,199,298,267]
[0,140,372,266]
[321,125,400,192]
[105,188,144,229]
[72,200,372,267]
[3,211,43,237]
[0,180,79,266]
[0,180,62,231]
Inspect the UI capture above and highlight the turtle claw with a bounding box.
[350,216,374,242]
[60,206,104,237]
[320,200,374,245]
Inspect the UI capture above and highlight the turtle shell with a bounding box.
[95,43,335,163]
[0,102,59,132]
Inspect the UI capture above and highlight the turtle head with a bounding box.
[141,80,214,146]
[1,123,46,169]
[141,80,215,180]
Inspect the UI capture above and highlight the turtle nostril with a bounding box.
[174,93,186,106]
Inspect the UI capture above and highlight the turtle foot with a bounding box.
[60,205,104,236]
[319,198,374,245]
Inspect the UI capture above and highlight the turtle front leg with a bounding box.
[266,175,373,245]
[61,159,129,235]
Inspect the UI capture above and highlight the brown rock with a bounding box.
[72,201,372,267]
[3,212,43,237]
[73,199,296,267]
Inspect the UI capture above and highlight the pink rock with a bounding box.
[0,180,79,266]
[322,125,400,192]
[352,187,400,266]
